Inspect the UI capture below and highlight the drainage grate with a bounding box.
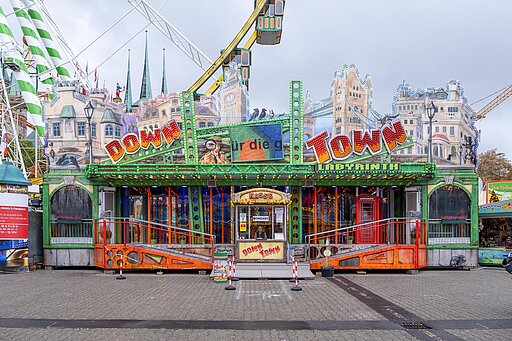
[400,322,431,330]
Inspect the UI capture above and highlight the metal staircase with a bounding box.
[305,218,427,270]
[94,218,215,270]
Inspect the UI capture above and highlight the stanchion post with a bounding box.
[291,259,302,291]
[225,258,236,290]
[231,255,239,281]
[116,253,126,280]
[289,254,296,282]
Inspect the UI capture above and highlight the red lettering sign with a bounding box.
[103,120,182,163]
[305,120,407,163]
[248,193,273,200]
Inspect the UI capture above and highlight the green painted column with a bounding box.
[42,182,50,247]
[470,181,479,246]
[289,81,303,164]
[179,91,198,164]
[421,184,430,245]
[188,186,205,243]
[421,185,429,220]
[288,186,303,244]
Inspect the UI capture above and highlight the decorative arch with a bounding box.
[50,185,93,221]
[428,184,471,220]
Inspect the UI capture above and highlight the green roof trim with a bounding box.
[60,105,76,118]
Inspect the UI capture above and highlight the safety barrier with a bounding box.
[225,258,236,290]
[290,255,302,291]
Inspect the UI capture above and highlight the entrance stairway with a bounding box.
[306,218,427,270]
[94,218,215,270]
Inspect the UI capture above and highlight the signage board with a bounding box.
[487,181,512,203]
[238,241,285,261]
[0,192,28,240]
[253,216,270,222]
[104,120,182,163]
[212,251,229,282]
[314,162,400,173]
[305,120,407,163]
[0,206,28,240]
[229,123,283,162]
[232,188,291,205]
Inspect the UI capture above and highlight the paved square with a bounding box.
[0,268,510,340]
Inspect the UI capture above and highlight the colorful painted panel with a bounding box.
[479,200,512,216]
[229,124,283,162]
[487,182,512,203]
[478,248,512,266]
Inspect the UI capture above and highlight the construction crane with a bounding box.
[475,84,512,120]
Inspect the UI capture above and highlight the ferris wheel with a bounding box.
[128,0,286,95]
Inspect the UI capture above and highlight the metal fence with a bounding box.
[427,220,471,245]
[50,219,93,244]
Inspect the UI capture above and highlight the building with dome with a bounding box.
[393,80,478,164]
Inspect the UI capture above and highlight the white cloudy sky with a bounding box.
[3,0,512,158]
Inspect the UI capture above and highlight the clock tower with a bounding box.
[218,63,249,125]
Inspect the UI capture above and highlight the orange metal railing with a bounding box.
[305,218,427,267]
[93,217,216,268]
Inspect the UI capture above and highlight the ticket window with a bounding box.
[236,205,286,241]
[273,206,285,240]
[238,206,249,240]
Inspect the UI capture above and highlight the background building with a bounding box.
[304,65,378,139]
[393,80,478,164]
[217,64,250,125]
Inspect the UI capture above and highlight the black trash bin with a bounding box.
[321,267,334,277]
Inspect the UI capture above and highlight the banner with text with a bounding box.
[229,124,283,162]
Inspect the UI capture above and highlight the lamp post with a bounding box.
[425,101,437,163]
[463,136,476,165]
[458,144,463,165]
[84,101,95,164]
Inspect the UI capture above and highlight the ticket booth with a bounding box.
[232,188,291,262]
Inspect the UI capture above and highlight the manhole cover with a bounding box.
[400,322,431,330]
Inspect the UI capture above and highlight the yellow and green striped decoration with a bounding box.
[22,0,71,81]
[11,0,55,98]
[0,5,44,137]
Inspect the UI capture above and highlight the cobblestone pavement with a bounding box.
[0,268,510,340]
[0,328,417,341]
[0,271,381,321]
[344,268,511,321]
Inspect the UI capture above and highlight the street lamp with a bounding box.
[458,144,463,165]
[425,101,438,163]
[84,101,95,164]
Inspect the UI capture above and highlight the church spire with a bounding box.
[161,48,167,95]
[124,49,133,112]
[139,31,152,101]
